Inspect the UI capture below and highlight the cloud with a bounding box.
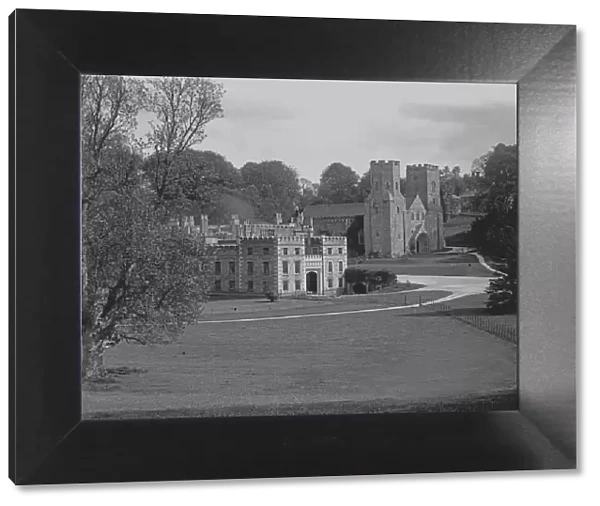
[192,78,515,180]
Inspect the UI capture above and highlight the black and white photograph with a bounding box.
[81,76,518,419]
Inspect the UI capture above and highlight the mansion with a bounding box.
[180,211,347,297]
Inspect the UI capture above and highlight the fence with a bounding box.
[414,298,518,345]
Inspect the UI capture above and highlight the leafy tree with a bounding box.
[357,171,372,202]
[469,143,518,314]
[144,77,225,201]
[191,150,241,189]
[240,160,301,222]
[82,76,213,378]
[318,162,360,203]
[346,216,365,256]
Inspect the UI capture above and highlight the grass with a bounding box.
[443,215,476,233]
[83,299,516,418]
[361,252,491,277]
[199,289,449,321]
[443,293,517,329]
[85,390,517,419]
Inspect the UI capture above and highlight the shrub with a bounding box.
[344,267,397,292]
[265,291,279,302]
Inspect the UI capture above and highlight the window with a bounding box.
[214,261,221,275]
[294,260,301,274]
[411,212,415,220]
[228,280,235,291]
[283,247,288,255]
[338,277,344,287]
[375,206,379,214]
[282,261,288,274]
[328,261,333,273]
[263,262,270,275]
[247,261,254,275]
[338,261,343,272]
[395,181,399,191]
[431,181,437,192]
[215,280,221,291]
[375,181,379,190]
[312,247,318,255]
[386,181,390,190]
[295,247,301,255]
[397,206,400,214]
[263,247,270,255]
[327,248,332,255]
[262,280,269,292]
[283,281,289,292]
[295,280,301,291]
[328,278,333,288]
[229,261,235,274]
[338,248,343,254]
[247,280,254,292]
[247,247,253,255]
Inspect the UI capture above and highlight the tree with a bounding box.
[318,163,360,204]
[240,160,301,222]
[357,171,372,202]
[191,150,241,189]
[144,77,225,201]
[468,143,518,314]
[346,216,365,257]
[82,76,213,378]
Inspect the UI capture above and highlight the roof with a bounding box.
[407,194,426,211]
[303,203,366,218]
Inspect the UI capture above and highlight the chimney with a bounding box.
[275,212,282,225]
[198,214,209,234]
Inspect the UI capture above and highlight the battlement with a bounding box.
[321,235,347,243]
[276,236,307,245]
[407,163,439,171]
[239,236,278,243]
[370,159,401,167]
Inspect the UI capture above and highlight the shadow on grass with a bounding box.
[400,306,515,318]
[83,366,149,392]
[84,390,518,420]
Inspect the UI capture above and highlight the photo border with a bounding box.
[9,9,577,484]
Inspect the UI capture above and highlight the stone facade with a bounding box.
[187,212,347,297]
[405,164,444,253]
[364,160,408,257]
[305,160,445,257]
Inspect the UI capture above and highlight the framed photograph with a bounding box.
[9,9,576,485]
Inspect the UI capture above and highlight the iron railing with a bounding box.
[414,298,517,345]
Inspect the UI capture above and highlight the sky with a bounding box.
[137,78,516,183]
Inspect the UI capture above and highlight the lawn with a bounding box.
[443,215,476,237]
[361,252,491,277]
[200,288,444,321]
[443,293,518,329]
[83,299,517,418]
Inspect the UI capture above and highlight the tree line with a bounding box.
[467,143,518,314]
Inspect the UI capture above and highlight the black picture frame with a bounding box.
[9,9,577,485]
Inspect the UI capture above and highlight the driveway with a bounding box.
[396,275,492,303]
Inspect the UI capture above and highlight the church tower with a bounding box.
[364,160,407,257]
[405,164,444,252]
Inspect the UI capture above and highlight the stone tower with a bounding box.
[364,160,407,257]
[405,164,444,252]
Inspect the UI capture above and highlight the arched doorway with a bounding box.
[353,282,367,294]
[416,233,430,253]
[306,271,318,294]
